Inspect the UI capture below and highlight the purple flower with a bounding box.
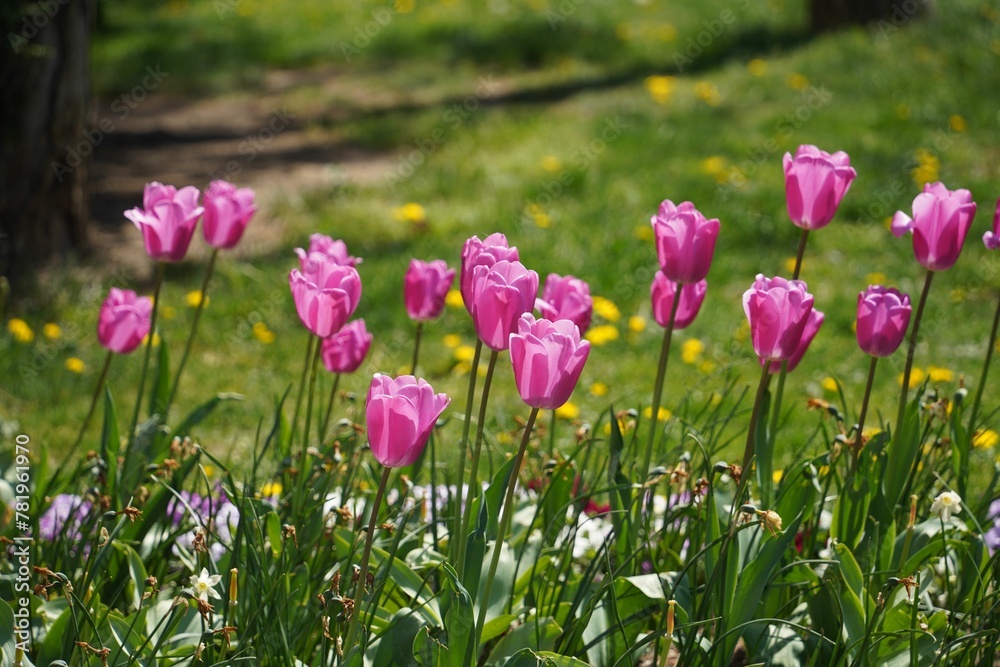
[39,494,92,542]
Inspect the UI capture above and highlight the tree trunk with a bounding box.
[810,0,931,32]
[0,0,95,293]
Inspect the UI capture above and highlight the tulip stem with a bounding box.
[791,228,809,280]
[472,405,540,663]
[453,339,482,572]
[456,348,499,582]
[168,249,217,413]
[343,464,393,657]
[319,373,342,447]
[643,282,681,480]
[852,356,879,468]
[128,262,165,442]
[410,322,423,375]
[894,269,934,448]
[289,334,315,450]
[967,289,1000,443]
[741,360,773,477]
[302,339,323,453]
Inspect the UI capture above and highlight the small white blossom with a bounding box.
[188,567,222,602]
[930,491,962,523]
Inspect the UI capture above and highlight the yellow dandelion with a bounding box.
[202,464,216,478]
[634,225,654,241]
[142,332,161,347]
[445,289,464,309]
[628,315,646,334]
[161,305,177,320]
[252,322,275,344]
[393,0,414,13]
[616,22,632,41]
[186,290,208,308]
[394,202,426,224]
[698,359,717,374]
[785,73,809,90]
[533,212,552,229]
[681,339,704,364]
[7,318,33,343]
[822,377,839,393]
[927,366,954,383]
[896,104,911,120]
[43,323,61,340]
[772,469,783,484]
[898,367,926,388]
[540,155,562,172]
[784,257,798,273]
[585,325,619,346]
[644,75,676,105]
[592,296,621,322]
[642,406,671,421]
[442,334,461,348]
[64,357,85,374]
[865,272,888,286]
[262,481,283,497]
[655,23,677,41]
[911,148,939,187]
[555,402,581,420]
[747,58,768,76]
[949,288,966,303]
[590,382,609,397]
[693,81,722,106]
[454,345,477,363]
[973,429,999,449]
[452,361,472,376]
[949,115,967,133]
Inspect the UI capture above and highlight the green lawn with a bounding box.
[5,0,1000,491]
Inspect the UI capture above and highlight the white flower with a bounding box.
[189,567,222,601]
[930,491,962,522]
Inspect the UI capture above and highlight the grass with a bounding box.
[5,0,1000,494]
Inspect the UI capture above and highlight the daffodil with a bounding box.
[930,491,962,522]
[189,568,222,602]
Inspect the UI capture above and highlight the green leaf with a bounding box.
[113,541,149,611]
[0,600,15,666]
[882,384,925,513]
[266,510,283,556]
[101,386,121,505]
[483,456,517,541]
[462,493,488,600]
[414,626,449,667]
[441,564,474,667]
[755,386,773,507]
[832,473,872,550]
[149,335,171,418]
[173,392,244,438]
[373,608,424,667]
[487,617,562,666]
[606,407,634,573]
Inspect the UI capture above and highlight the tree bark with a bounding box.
[810,0,932,32]
[0,1,95,292]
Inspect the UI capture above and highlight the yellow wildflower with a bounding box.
[590,382,609,397]
[898,367,926,388]
[628,316,646,333]
[634,225,654,241]
[252,322,275,344]
[821,377,839,393]
[161,305,177,320]
[693,81,722,106]
[64,357,85,374]
[186,291,209,308]
[785,73,809,90]
[445,289,464,309]
[642,406,671,421]
[540,155,562,172]
[262,482,283,497]
[585,325,619,346]
[747,59,767,76]
[7,318,33,343]
[644,75,676,105]
[927,366,954,383]
[592,296,621,322]
[454,345,476,363]
[555,402,580,420]
[394,202,426,224]
[911,148,939,187]
[772,469,783,483]
[784,257,798,274]
[43,323,61,340]
[442,334,461,348]
[393,0,414,13]
[681,339,704,364]
[973,429,999,449]
[949,115,967,133]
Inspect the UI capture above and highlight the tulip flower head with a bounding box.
[508,314,591,410]
[124,182,204,262]
[856,286,912,357]
[891,182,977,271]
[468,260,539,351]
[782,144,857,230]
[404,259,456,321]
[98,288,153,354]
[321,319,373,374]
[460,233,519,312]
[288,254,362,338]
[743,275,817,363]
[650,274,707,330]
[366,374,451,468]
[295,234,361,269]
[535,273,593,335]
[763,307,824,373]
[202,180,257,249]
[982,197,1000,250]
[650,200,719,284]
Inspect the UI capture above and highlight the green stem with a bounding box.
[128,262,165,441]
[894,269,935,445]
[50,351,113,497]
[302,340,323,454]
[410,321,423,375]
[765,360,787,450]
[967,289,1000,439]
[343,465,393,655]
[473,406,540,661]
[168,248,217,412]
[289,334,315,449]
[791,228,809,280]
[741,360,773,476]
[642,282,681,479]
[456,348,499,580]
[548,408,557,454]
[319,373,342,447]
[852,356,879,468]
[452,338,482,568]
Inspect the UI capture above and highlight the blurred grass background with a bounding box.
[5,0,1000,486]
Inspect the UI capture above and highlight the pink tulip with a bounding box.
[202,180,257,249]
[650,274,707,330]
[460,233,519,313]
[321,319,373,373]
[651,200,720,284]
[856,286,911,357]
[891,182,977,271]
[98,288,153,354]
[742,275,816,363]
[289,255,362,338]
[763,307,824,373]
[404,259,455,321]
[295,234,361,269]
[508,314,590,410]
[124,182,204,262]
[982,197,1000,250]
[366,374,450,468]
[535,273,593,334]
[468,260,539,351]
[782,144,857,230]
